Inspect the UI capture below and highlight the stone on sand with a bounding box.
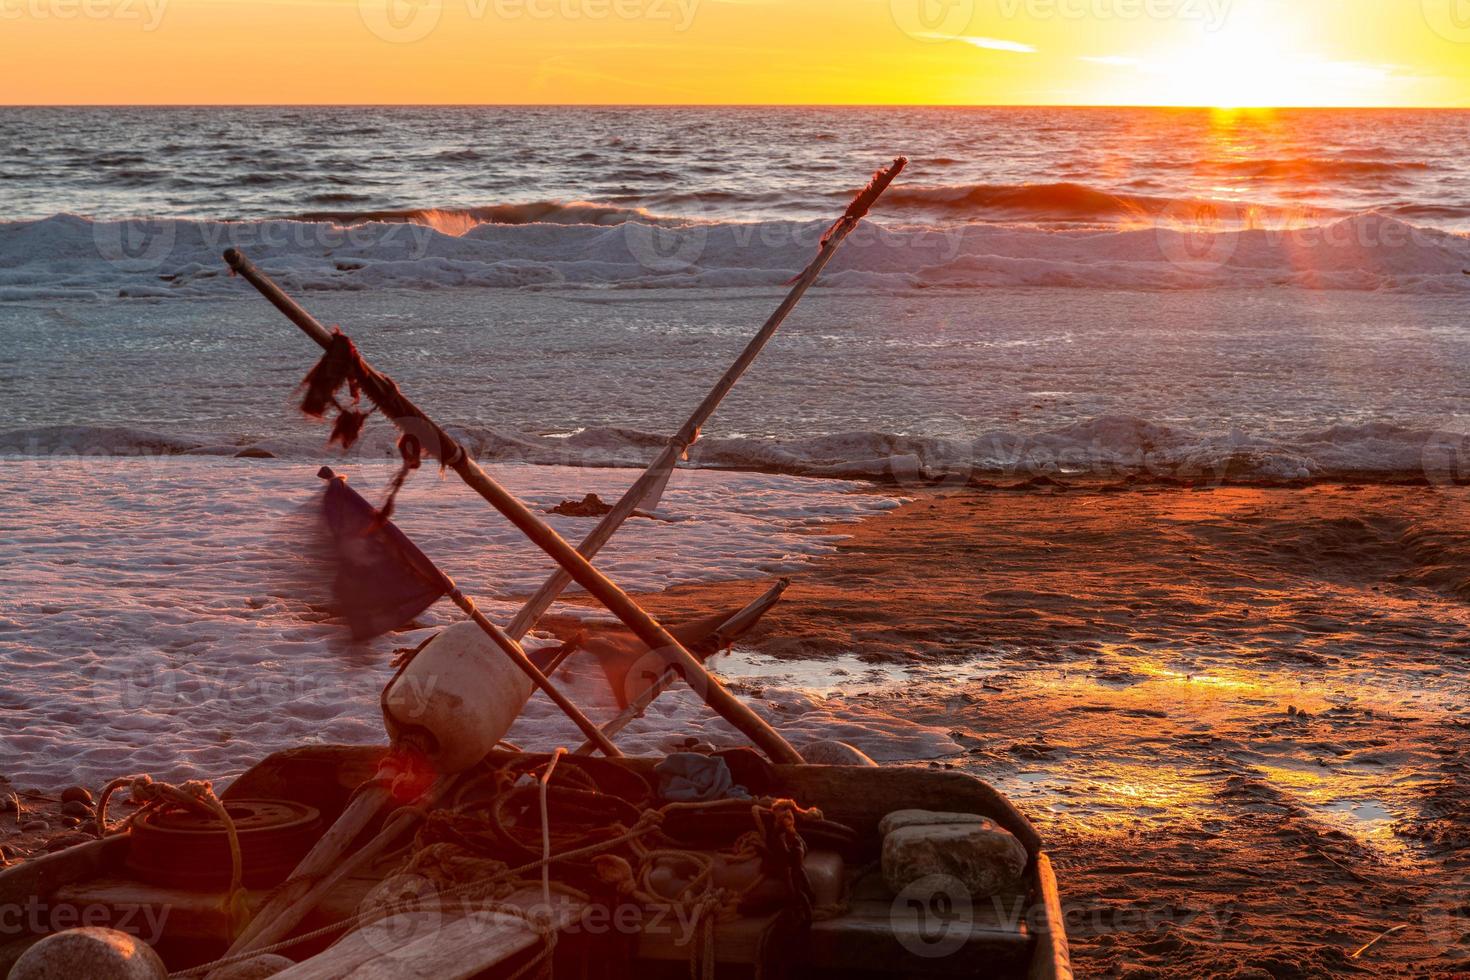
[800,740,878,766]
[9,927,167,980]
[60,786,94,806]
[881,809,1028,898]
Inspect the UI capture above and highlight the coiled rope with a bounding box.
[95,775,248,937]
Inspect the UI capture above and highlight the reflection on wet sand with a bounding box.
[626,484,1470,977]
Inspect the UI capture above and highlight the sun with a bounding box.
[1115,11,1393,108]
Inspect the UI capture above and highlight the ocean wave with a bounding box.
[1202,157,1431,180]
[291,200,658,228]
[7,416,1470,486]
[882,180,1335,224]
[0,209,1465,303]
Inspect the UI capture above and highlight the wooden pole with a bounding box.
[224,249,805,765]
[224,768,452,957]
[504,157,908,643]
[574,578,790,754]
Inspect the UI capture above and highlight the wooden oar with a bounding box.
[224,248,803,765]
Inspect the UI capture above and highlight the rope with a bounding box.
[167,784,830,979]
[169,812,668,978]
[96,775,249,936]
[539,749,567,914]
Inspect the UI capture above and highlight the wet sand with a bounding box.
[586,483,1470,977]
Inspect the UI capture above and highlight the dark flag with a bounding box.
[318,467,448,640]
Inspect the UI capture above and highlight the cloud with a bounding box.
[948,35,1037,54]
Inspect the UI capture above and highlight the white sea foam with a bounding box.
[0,457,932,788]
[1,211,1467,303]
[5,415,1467,484]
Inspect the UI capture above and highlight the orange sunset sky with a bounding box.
[3,0,1470,106]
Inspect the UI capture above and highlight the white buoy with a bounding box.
[8,928,166,980]
[381,621,536,773]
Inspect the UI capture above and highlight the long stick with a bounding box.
[225,769,452,957]
[575,578,790,754]
[224,249,804,765]
[505,157,907,643]
[226,774,456,958]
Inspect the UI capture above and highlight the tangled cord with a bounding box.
[163,757,833,980]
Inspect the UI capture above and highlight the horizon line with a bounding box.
[3,102,1468,111]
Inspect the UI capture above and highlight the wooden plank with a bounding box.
[273,886,585,980]
[0,836,128,906]
[637,872,1031,974]
[222,745,390,820]
[49,870,387,946]
[53,876,260,942]
[1027,854,1073,980]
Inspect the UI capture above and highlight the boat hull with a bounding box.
[0,747,1072,979]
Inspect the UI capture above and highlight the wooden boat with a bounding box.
[0,746,1072,979]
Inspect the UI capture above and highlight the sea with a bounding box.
[3,106,1470,786]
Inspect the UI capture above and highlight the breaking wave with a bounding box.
[881,181,1336,224]
[8,416,1470,486]
[1,208,1467,302]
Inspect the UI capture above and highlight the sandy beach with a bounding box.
[549,481,1470,977]
[8,475,1469,975]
